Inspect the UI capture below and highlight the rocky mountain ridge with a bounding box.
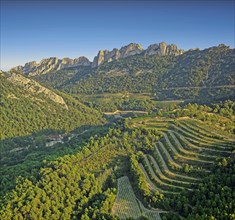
[90,42,184,67]
[12,42,184,75]
[14,56,91,76]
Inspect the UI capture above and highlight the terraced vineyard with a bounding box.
[112,176,164,219]
[138,118,234,194]
[114,117,234,219]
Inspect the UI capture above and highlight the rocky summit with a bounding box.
[144,42,184,56]
[91,43,144,67]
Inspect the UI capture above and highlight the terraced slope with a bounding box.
[112,176,164,219]
[169,123,234,150]
[183,119,235,141]
[172,132,231,156]
[148,155,193,188]
[136,118,234,196]
[153,143,199,183]
[141,159,182,193]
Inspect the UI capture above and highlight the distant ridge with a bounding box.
[12,42,184,76]
[28,43,234,102]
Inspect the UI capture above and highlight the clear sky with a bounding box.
[1,0,234,70]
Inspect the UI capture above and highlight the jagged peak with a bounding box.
[91,41,185,68]
[144,42,184,56]
[12,41,186,74]
[92,42,144,68]
[120,42,144,50]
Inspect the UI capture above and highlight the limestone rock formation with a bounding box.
[91,42,184,67]
[14,56,91,76]
[92,43,144,67]
[119,43,144,58]
[144,42,184,56]
[92,49,120,68]
[12,41,185,73]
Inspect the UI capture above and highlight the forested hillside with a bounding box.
[0,72,104,140]
[33,44,235,102]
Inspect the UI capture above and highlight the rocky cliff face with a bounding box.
[144,42,184,56]
[12,42,185,74]
[14,56,91,76]
[92,42,184,67]
[5,71,68,109]
[92,43,144,67]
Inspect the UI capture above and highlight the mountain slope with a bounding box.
[53,44,234,101]
[35,54,175,93]
[0,71,104,140]
[155,44,235,101]
[158,44,235,88]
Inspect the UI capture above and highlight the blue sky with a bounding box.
[1,0,234,70]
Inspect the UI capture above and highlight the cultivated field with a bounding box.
[112,176,164,219]
[137,118,234,194]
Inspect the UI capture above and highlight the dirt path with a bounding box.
[104,110,148,115]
